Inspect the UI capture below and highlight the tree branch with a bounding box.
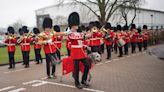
[87,0,98,5]
[106,0,118,21]
[73,0,99,17]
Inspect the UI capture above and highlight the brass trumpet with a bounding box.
[17,30,33,43]
[91,27,98,32]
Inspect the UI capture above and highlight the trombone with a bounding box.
[17,30,33,43]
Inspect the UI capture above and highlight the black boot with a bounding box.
[75,84,83,89]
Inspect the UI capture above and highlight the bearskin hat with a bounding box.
[33,28,40,34]
[53,25,60,32]
[94,21,101,29]
[111,27,117,32]
[43,17,53,29]
[143,25,147,29]
[68,12,80,28]
[7,26,15,34]
[22,26,29,33]
[105,22,111,29]
[117,25,122,31]
[77,27,82,32]
[18,28,24,35]
[130,24,136,30]
[137,27,142,33]
[123,25,129,31]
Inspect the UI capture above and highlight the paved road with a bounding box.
[150,44,164,59]
[0,45,164,92]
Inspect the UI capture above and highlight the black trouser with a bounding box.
[106,45,112,59]
[56,49,61,60]
[124,43,129,55]
[138,42,142,52]
[22,51,30,66]
[22,51,25,64]
[34,49,42,63]
[131,42,136,53]
[91,46,101,54]
[143,40,148,50]
[8,52,15,68]
[45,53,57,76]
[74,58,89,85]
[67,48,70,56]
[118,47,123,57]
[101,44,104,54]
[114,43,118,54]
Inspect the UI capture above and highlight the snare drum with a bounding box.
[116,38,125,47]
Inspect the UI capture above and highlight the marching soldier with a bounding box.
[89,21,103,54]
[68,12,89,89]
[116,25,124,57]
[39,17,58,79]
[18,28,25,65]
[142,25,149,50]
[130,24,138,53]
[53,25,63,60]
[104,22,114,59]
[123,25,130,55]
[4,26,17,69]
[18,26,32,68]
[137,28,143,52]
[33,28,43,64]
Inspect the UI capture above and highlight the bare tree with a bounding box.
[11,20,24,34]
[57,0,132,25]
[119,0,145,26]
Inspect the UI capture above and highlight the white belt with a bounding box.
[90,38,101,40]
[8,44,15,46]
[71,45,83,48]
[54,41,62,43]
[21,43,30,45]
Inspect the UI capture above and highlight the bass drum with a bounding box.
[116,38,125,47]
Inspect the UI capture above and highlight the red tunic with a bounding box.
[5,37,17,52]
[143,32,149,41]
[66,37,71,50]
[54,35,63,49]
[69,32,87,60]
[130,32,138,42]
[33,37,42,49]
[123,32,130,43]
[137,33,144,42]
[20,37,31,51]
[43,32,56,54]
[89,32,103,46]
[104,31,114,46]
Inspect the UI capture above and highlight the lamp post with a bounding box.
[151,14,153,29]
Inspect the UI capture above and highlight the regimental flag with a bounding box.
[62,57,93,75]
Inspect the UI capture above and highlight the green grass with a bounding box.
[0,42,67,65]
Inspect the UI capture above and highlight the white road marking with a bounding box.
[0,86,15,92]
[105,61,111,63]
[22,80,40,85]
[32,82,48,87]
[96,63,103,66]
[46,81,104,92]
[8,88,26,92]
[4,69,30,74]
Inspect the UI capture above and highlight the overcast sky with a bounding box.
[0,0,164,28]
